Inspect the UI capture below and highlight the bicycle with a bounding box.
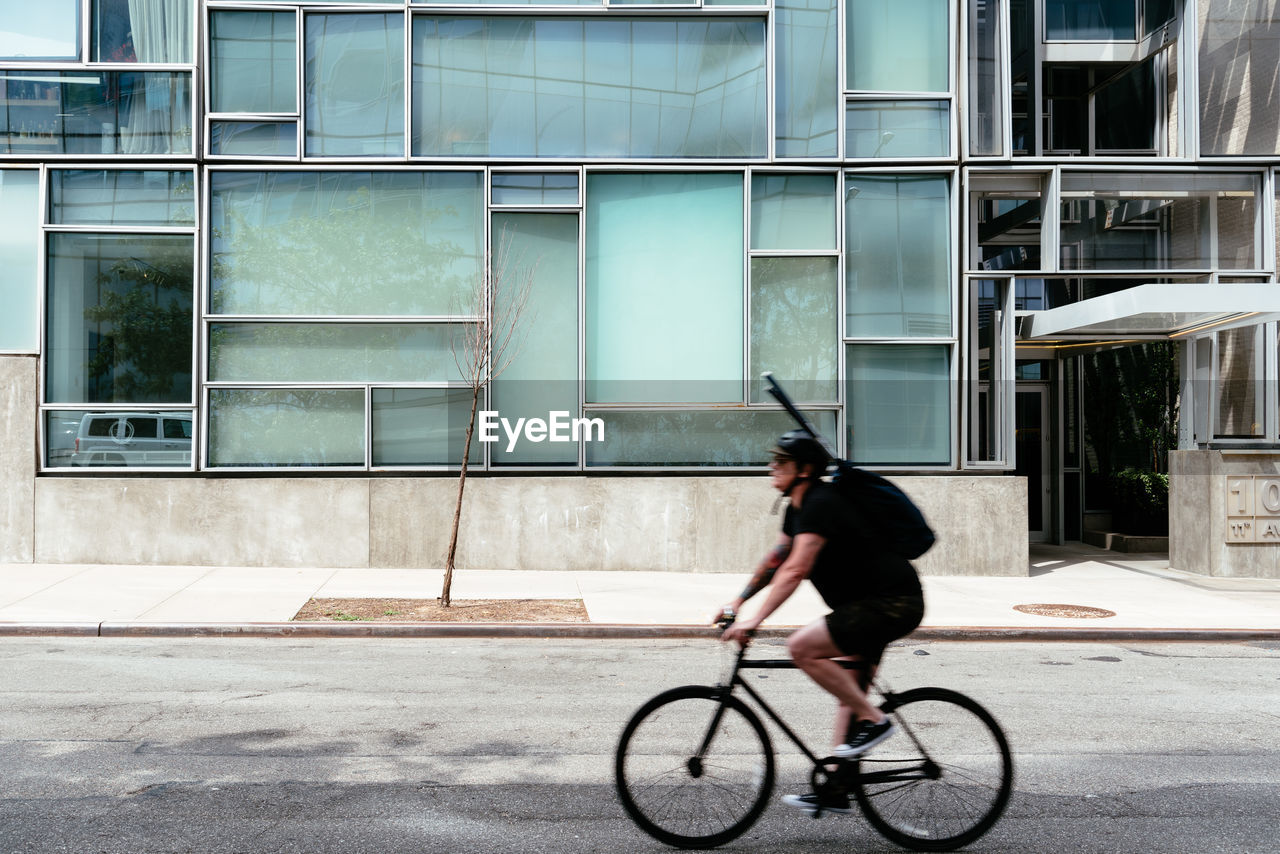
[615,619,1013,851]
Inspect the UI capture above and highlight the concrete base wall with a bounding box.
[1170,450,1280,578]
[32,473,1029,576]
[0,357,36,563]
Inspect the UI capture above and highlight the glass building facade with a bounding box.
[2,0,1279,543]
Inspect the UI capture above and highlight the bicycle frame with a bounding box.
[702,645,939,790]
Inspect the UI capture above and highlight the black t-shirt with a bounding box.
[782,481,923,608]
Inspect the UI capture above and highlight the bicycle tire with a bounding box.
[615,685,775,849]
[852,687,1012,851]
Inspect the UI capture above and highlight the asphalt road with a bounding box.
[1,637,1277,853]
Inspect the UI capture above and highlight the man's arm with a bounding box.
[736,534,793,605]
[722,532,825,643]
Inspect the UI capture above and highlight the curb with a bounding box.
[1,622,1277,641]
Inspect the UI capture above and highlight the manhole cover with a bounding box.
[1013,603,1116,619]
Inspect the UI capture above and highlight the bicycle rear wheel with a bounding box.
[615,685,774,849]
[852,687,1012,851]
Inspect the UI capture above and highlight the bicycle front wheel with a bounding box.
[615,685,774,849]
[852,687,1012,851]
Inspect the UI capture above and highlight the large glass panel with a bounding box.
[586,409,837,466]
[372,387,481,466]
[491,212,579,466]
[210,11,297,114]
[1045,0,1137,40]
[0,170,39,351]
[208,388,363,467]
[210,121,297,157]
[1196,0,1280,155]
[1059,173,1260,270]
[491,173,579,206]
[49,170,195,226]
[0,0,79,60]
[44,408,193,468]
[208,323,465,383]
[305,14,404,157]
[210,171,483,315]
[1215,325,1265,438]
[46,233,194,404]
[969,0,1005,157]
[92,0,192,63]
[586,173,744,403]
[845,174,952,337]
[847,344,951,465]
[847,0,949,92]
[751,173,837,251]
[0,71,193,155]
[412,17,767,158]
[846,100,949,158]
[776,0,838,157]
[750,257,839,402]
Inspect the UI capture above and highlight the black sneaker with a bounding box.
[780,792,853,815]
[834,717,895,758]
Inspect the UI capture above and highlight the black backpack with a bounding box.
[830,460,936,559]
[763,373,936,560]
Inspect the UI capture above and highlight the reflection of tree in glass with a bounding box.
[749,256,838,403]
[83,237,193,402]
[209,388,364,467]
[210,184,474,316]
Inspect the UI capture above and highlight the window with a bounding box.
[776,0,838,157]
[49,170,194,227]
[210,11,297,114]
[750,173,837,251]
[847,344,951,465]
[0,0,79,60]
[846,101,949,158]
[750,257,839,402]
[847,0,950,92]
[1045,0,1137,41]
[0,170,39,351]
[208,388,364,468]
[845,174,952,337]
[92,0,192,63]
[967,279,1013,465]
[1216,325,1265,438]
[0,71,193,155]
[412,17,767,158]
[586,172,744,403]
[209,171,483,316]
[586,410,838,466]
[46,233,194,405]
[305,14,404,157]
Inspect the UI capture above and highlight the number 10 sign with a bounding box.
[1226,476,1280,543]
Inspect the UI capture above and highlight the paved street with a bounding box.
[1,637,1277,853]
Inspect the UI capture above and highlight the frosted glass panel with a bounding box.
[491,213,580,465]
[586,173,744,403]
[46,233,194,404]
[846,101,950,158]
[49,170,195,226]
[305,14,404,157]
[751,173,837,250]
[847,344,950,465]
[210,171,483,315]
[0,170,39,351]
[413,17,766,158]
[211,11,296,114]
[210,121,297,156]
[847,0,949,92]
[586,409,837,466]
[750,257,839,403]
[845,174,952,337]
[372,387,481,466]
[0,0,79,59]
[208,388,364,467]
[209,323,465,383]
[776,0,838,157]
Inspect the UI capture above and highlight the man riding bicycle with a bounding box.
[719,430,925,815]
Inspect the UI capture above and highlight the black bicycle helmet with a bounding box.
[771,430,831,472]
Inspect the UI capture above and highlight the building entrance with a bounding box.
[1016,384,1052,542]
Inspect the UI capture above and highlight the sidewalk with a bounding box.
[1,544,1278,639]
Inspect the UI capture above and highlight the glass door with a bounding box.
[1016,384,1052,541]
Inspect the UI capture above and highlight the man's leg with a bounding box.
[787,618,884,729]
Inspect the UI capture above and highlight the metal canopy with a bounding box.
[1018,283,1280,342]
